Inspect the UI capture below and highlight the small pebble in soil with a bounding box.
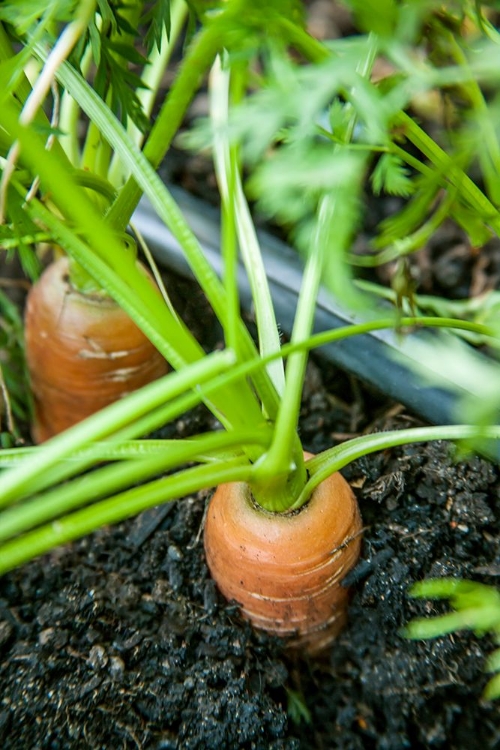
[87,644,108,670]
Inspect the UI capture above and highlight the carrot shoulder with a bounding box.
[24,256,168,443]
[204,466,362,654]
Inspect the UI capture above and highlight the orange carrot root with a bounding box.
[204,466,362,655]
[24,256,168,442]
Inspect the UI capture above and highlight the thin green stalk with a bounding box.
[58,43,93,164]
[353,189,456,267]
[447,31,500,205]
[0,441,177,465]
[0,23,35,103]
[276,15,329,64]
[0,3,79,105]
[294,424,500,508]
[212,57,241,355]
[0,23,78,191]
[94,127,113,180]
[210,56,285,393]
[81,100,107,175]
[0,379,234,503]
[249,199,333,510]
[81,0,143,178]
[0,459,254,576]
[0,0,96,219]
[0,350,235,509]
[104,12,226,231]
[108,0,189,185]
[286,316,499,354]
[0,429,271,544]
[132,0,188,140]
[343,32,379,143]
[395,111,500,235]
[220,150,240,354]
[390,143,438,182]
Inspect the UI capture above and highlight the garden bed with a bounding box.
[1,1,500,744]
[0,270,499,749]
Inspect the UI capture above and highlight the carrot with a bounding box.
[204,457,362,654]
[24,256,168,443]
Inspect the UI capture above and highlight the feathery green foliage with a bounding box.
[405,579,500,700]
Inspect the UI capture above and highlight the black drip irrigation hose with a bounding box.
[133,186,499,459]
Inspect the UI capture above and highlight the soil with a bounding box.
[2,4,500,747]
[1,271,500,749]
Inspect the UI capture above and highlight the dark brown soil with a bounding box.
[1,268,499,748]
